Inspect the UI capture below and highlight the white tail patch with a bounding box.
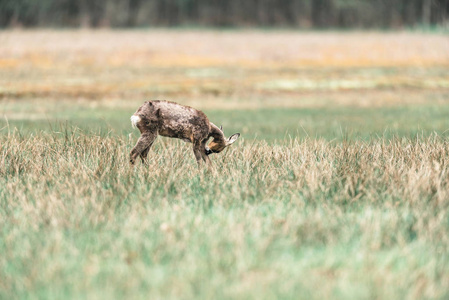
[130,115,141,129]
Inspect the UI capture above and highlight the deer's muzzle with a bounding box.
[205,147,215,156]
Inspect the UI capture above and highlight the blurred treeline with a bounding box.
[1,0,448,28]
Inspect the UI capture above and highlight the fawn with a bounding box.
[130,100,240,166]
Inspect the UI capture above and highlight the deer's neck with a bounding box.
[209,123,227,144]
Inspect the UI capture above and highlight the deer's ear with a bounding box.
[220,125,223,131]
[227,133,240,145]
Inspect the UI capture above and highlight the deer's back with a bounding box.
[135,100,210,142]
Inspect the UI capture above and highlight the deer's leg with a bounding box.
[200,140,211,165]
[130,132,157,165]
[192,141,203,167]
[139,142,154,163]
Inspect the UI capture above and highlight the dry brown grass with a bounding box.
[1,30,448,67]
[1,30,448,101]
[1,130,449,299]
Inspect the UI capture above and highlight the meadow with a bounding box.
[1,30,449,299]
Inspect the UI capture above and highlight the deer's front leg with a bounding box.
[200,140,211,165]
[130,132,157,165]
[192,141,204,167]
[192,141,212,169]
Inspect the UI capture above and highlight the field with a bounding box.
[1,30,449,299]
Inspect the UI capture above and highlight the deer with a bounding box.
[129,100,240,166]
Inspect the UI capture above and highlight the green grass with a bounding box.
[2,100,449,299]
[1,130,449,299]
[3,99,449,142]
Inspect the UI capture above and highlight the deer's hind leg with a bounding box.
[139,143,153,163]
[130,132,157,165]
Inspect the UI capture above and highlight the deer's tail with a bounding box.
[130,115,141,129]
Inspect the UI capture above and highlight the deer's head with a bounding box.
[206,125,240,155]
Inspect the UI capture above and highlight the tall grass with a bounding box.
[1,129,448,299]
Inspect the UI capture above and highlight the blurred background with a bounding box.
[1,0,448,28]
[0,0,448,141]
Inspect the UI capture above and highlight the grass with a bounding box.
[1,29,449,299]
[3,97,449,141]
[1,131,449,299]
